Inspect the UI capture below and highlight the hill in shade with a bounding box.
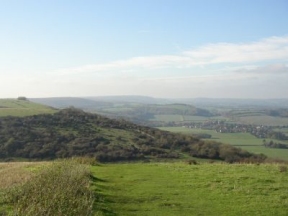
[0,108,266,163]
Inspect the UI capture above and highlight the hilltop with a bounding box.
[0,108,266,163]
[0,98,56,117]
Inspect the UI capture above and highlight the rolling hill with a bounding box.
[29,97,112,110]
[0,99,56,117]
[0,108,266,163]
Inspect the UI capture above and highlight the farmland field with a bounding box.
[150,115,228,123]
[159,127,288,160]
[92,162,288,216]
[151,115,184,122]
[237,116,288,126]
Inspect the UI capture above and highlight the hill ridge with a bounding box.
[0,108,267,163]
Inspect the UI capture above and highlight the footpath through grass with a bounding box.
[92,162,288,216]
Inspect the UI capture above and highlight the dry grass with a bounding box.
[0,162,48,189]
[0,160,94,216]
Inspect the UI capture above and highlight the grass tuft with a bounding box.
[5,160,94,216]
[279,165,288,172]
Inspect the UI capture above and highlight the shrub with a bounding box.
[187,159,198,165]
[71,156,99,166]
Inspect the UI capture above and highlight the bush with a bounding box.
[71,156,99,166]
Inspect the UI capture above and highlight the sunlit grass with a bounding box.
[0,159,94,216]
[91,162,288,216]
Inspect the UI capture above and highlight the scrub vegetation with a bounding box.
[0,108,267,163]
[0,159,94,216]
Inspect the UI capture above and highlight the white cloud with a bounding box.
[184,36,288,64]
[55,35,288,74]
[234,63,288,75]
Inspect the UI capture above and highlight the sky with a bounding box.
[1,0,288,99]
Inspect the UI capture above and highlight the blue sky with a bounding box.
[1,0,288,98]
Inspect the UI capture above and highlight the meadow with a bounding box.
[92,162,288,216]
[1,160,288,216]
[151,114,288,126]
[237,116,288,126]
[159,127,288,161]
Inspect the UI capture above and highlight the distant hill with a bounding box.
[86,95,170,104]
[28,97,214,124]
[0,99,56,117]
[176,98,288,108]
[26,96,288,125]
[29,97,112,111]
[0,108,266,163]
[100,103,214,124]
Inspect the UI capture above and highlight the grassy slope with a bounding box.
[2,161,288,215]
[0,99,56,117]
[0,160,94,215]
[92,162,288,216]
[159,127,288,160]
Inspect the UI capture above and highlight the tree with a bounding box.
[17,96,28,101]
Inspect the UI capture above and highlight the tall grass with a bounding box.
[9,159,94,216]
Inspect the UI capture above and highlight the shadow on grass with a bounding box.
[90,174,118,216]
[90,174,107,183]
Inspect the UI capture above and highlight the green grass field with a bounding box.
[150,115,227,123]
[92,162,288,216]
[1,161,288,215]
[159,127,288,160]
[238,116,288,126]
[0,99,56,117]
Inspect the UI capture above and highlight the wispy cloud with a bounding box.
[56,35,288,75]
[183,36,288,64]
[234,63,288,75]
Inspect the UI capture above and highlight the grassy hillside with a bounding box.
[2,160,288,215]
[0,99,56,117]
[92,162,288,216]
[0,108,266,163]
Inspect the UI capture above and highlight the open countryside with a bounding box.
[160,127,288,161]
[1,160,288,215]
[1,1,288,215]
